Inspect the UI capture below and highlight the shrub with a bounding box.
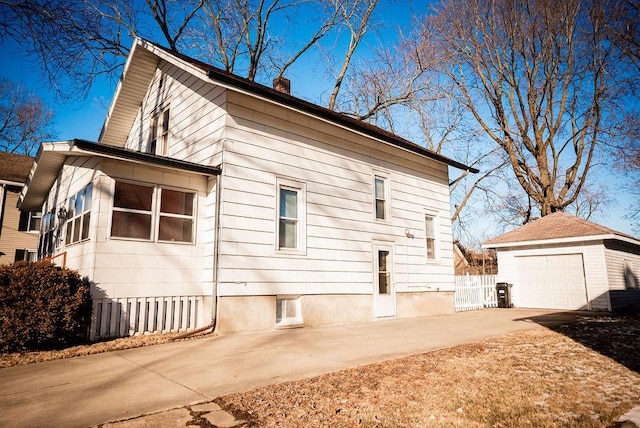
[0,260,92,353]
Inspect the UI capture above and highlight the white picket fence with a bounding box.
[454,274,498,312]
[90,295,203,340]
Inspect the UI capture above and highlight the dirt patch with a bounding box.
[215,316,640,428]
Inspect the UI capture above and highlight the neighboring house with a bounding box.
[19,38,476,339]
[0,152,38,265]
[483,212,640,312]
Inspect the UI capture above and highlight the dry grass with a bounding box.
[2,315,639,427]
[215,316,640,428]
[0,331,213,368]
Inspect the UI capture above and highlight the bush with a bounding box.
[0,260,92,353]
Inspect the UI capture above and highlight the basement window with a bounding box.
[276,296,303,328]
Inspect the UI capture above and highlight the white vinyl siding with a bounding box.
[215,90,454,296]
[125,64,227,166]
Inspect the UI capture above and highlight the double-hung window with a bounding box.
[18,211,41,232]
[110,181,195,243]
[276,178,306,253]
[374,173,389,221]
[65,184,93,245]
[425,214,437,261]
[148,107,170,155]
[111,182,154,240]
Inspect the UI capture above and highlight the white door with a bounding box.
[515,254,589,310]
[374,244,395,317]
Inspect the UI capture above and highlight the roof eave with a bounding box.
[19,140,221,211]
[482,233,640,249]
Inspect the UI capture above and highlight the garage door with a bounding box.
[515,254,588,310]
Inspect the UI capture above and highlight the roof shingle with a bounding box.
[483,211,638,246]
[0,152,34,183]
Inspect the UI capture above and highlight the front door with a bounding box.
[374,243,395,317]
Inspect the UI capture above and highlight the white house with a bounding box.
[483,212,640,312]
[19,38,476,339]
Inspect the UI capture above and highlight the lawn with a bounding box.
[213,316,640,427]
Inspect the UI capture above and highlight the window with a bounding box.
[18,211,41,232]
[15,249,37,262]
[110,181,195,243]
[374,174,389,220]
[161,108,170,155]
[279,188,298,249]
[158,188,194,242]
[425,215,437,260]
[65,184,92,245]
[276,178,306,252]
[111,182,154,240]
[148,107,170,155]
[276,296,303,327]
[148,114,158,155]
[38,207,56,259]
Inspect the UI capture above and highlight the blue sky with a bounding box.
[0,0,636,239]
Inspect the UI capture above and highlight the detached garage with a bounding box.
[482,212,640,312]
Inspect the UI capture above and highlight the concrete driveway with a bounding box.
[0,308,585,427]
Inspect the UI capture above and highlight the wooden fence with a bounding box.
[454,274,498,312]
[90,295,203,340]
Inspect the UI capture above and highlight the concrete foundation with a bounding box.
[216,291,455,334]
[396,291,455,318]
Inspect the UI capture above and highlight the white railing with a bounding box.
[90,295,203,340]
[454,274,498,312]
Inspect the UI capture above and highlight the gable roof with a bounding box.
[482,211,640,248]
[0,152,34,185]
[100,38,478,173]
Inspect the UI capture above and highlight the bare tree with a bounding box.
[0,78,55,155]
[0,0,206,99]
[424,0,632,221]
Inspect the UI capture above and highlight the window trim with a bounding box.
[275,177,306,255]
[109,180,196,244]
[424,212,439,262]
[373,171,390,222]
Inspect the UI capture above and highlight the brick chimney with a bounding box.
[272,76,291,95]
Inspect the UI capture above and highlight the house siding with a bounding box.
[124,62,227,167]
[0,189,38,265]
[604,240,640,311]
[213,90,454,331]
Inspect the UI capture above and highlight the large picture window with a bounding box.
[110,181,195,243]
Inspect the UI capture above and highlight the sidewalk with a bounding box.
[0,309,585,427]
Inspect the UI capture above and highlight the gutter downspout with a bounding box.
[172,143,225,341]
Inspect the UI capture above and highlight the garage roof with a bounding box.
[482,212,640,248]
